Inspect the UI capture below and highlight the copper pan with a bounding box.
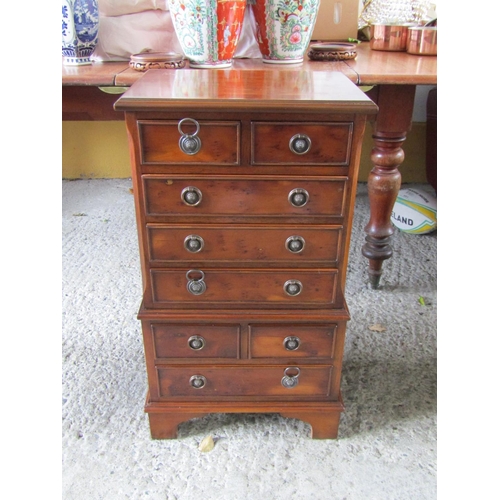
[369,24,411,52]
[406,27,437,56]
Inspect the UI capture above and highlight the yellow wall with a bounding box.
[62,121,131,179]
[62,120,428,183]
[359,121,428,183]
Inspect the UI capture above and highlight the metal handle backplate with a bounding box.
[186,269,206,295]
[181,186,203,206]
[289,134,311,155]
[178,118,202,155]
[284,279,303,296]
[184,235,204,253]
[281,367,300,388]
[288,188,309,207]
[283,336,301,351]
[286,235,305,254]
[190,375,207,389]
[188,335,206,350]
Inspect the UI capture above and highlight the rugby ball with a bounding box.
[391,187,437,234]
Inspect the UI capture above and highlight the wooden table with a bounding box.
[345,43,437,287]
[62,42,437,287]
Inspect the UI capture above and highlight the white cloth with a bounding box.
[98,0,169,17]
[91,6,261,62]
[91,10,181,62]
[235,7,261,59]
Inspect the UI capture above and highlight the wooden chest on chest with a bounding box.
[115,69,377,438]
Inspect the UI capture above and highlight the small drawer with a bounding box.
[249,324,336,358]
[251,122,352,165]
[138,120,240,165]
[149,323,240,359]
[157,365,332,397]
[147,224,342,265]
[149,268,339,307]
[142,175,347,218]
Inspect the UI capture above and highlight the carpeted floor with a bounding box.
[62,179,437,500]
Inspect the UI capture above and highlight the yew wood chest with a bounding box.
[115,69,377,438]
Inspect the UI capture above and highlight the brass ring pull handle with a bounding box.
[188,335,206,350]
[288,188,309,207]
[284,279,303,296]
[189,375,207,389]
[178,118,202,155]
[285,235,305,254]
[281,366,301,388]
[283,336,301,351]
[184,234,205,253]
[186,269,206,295]
[181,186,203,206]
[289,134,311,155]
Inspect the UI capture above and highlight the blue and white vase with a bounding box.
[62,0,99,66]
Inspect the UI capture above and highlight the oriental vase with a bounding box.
[170,0,247,68]
[251,0,321,63]
[62,0,99,65]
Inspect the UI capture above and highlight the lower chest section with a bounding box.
[140,314,348,402]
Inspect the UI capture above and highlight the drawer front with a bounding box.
[139,120,240,165]
[147,224,342,264]
[157,365,332,397]
[150,323,240,359]
[251,122,352,165]
[249,324,336,359]
[143,176,347,218]
[149,268,339,307]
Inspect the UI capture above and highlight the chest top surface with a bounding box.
[114,69,378,115]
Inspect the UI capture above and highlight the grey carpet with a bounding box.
[62,179,437,499]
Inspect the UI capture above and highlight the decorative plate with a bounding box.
[307,43,357,61]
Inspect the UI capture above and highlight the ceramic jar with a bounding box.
[62,0,99,65]
[250,0,321,64]
[169,0,247,68]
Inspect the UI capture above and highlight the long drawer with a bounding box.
[142,175,347,219]
[157,365,332,397]
[146,224,342,265]
[148,268,340,308]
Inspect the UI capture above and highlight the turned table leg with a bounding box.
[362,85,416,288]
